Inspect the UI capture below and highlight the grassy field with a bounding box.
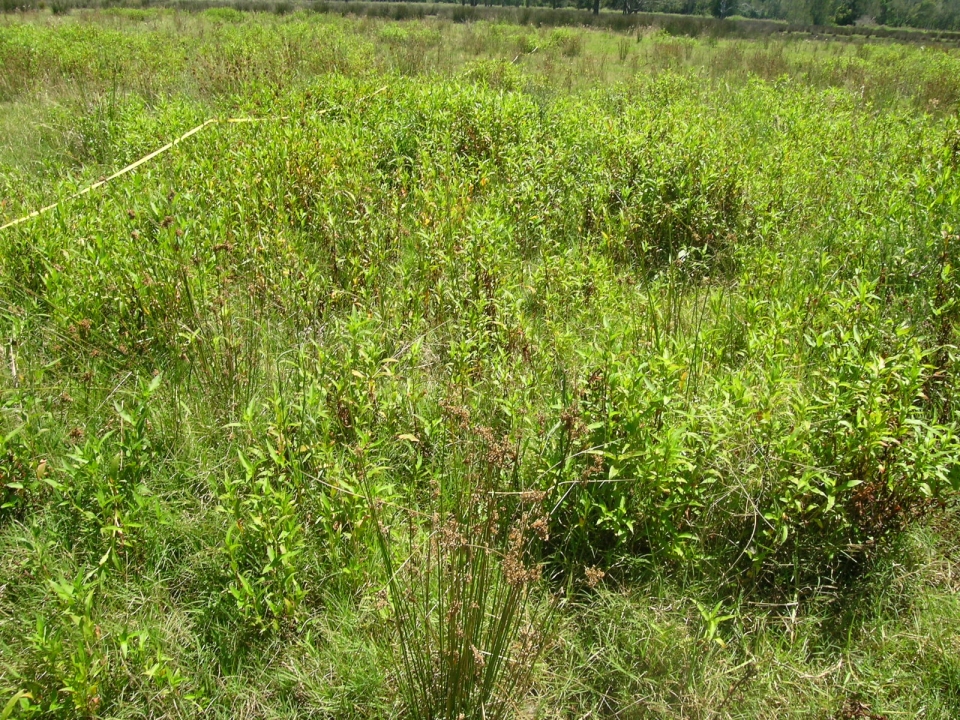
[1,7,960,718]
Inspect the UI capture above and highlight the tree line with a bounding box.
[415,0,960,30]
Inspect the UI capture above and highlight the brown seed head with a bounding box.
[584,565,605,589]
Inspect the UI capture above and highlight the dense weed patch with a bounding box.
[0,8,959,718]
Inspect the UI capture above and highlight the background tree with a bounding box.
[833,0,858,22]
[808,0,830,23]
[711,0,738,16]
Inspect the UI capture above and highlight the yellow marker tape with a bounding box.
[0,116,261,232]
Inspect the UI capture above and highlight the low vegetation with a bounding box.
[1,7,959,718]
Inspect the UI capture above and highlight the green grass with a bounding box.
[1,7,959,718]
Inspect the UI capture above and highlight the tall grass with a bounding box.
[367,468,552,719]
